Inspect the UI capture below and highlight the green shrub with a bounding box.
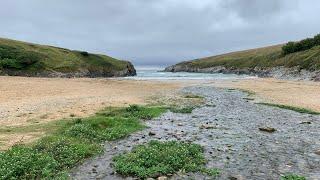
[80,51,89,56]
[113,140,207,178]
[282,33,320,55]
[314,34,320,45]
[0,58,23,69]
[0,45,41,69]
[282,42,296,55]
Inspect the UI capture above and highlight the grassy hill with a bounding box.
[165,42,320,80]
[0,38,136,77]
[167,44,320,71]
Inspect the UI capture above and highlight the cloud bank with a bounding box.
[1,0,319,65]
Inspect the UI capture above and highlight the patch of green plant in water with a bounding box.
[0,105,166,179]
[113,140,220,179]
[206,104,216,107]
[170,106,196,114]
[243,97,255,101]
[257,102,320,115]
[201,168,221,177]
[280,174,306,180]
[239,89,256,96]
[227,88,237,91]
[98,105,167,120]
[184,94,204,99]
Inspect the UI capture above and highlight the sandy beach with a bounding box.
[213,78,320,112]
[0,76,319,150]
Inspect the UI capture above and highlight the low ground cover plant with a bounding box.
[113,140,220,178]
[0,105,166,179]
[281,174,306,180]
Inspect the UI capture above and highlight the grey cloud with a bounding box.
[0,0,319,66]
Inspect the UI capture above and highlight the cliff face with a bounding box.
[0,38,136,78]
[165,64,320,81]
[165,44,320,81]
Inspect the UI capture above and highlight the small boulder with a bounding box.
[300,121,312,124]
[148,131,156,136]
[199,124,215,129]
[158,176,168,180]
[259,127,276,133]
[315,150,320,155]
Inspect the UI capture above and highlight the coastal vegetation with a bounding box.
[170,106,196,113]
[257,103,320,115]
[165,33,320,79]
[0,105,166,179]
[0,38,136,77]
[282,34,320,55]
[281,174,306,180]
[113,140,220,178]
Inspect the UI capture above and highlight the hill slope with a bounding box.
[0,38,136,77]
[165,44,320,81]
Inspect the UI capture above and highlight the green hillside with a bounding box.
[0,38,136,77]
[166,34,320,76]
[169,44,320,71]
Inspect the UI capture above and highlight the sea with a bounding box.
[123,66,254,80]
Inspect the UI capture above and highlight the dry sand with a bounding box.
[0,76,319,149]
[0,77,186,149]
[0,77,186,127]
[213,78,320,112]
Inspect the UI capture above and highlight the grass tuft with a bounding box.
[113,140,219,178]
[257,103,320,115]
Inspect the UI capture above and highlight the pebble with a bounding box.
[149,131,156,136]
[259,127,277,133]
[158,176,168,180]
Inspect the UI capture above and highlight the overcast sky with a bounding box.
[1,0,320,66]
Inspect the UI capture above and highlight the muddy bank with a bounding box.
[71,86,320,179]
[164,65,320,81]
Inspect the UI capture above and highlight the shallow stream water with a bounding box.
[72,86,320,179]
